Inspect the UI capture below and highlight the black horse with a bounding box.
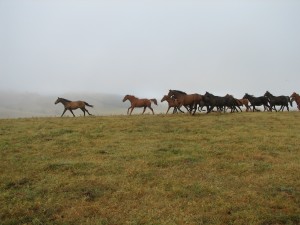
[203,92,223,113]
[264,91,292,112]
[243,93,271,112]
[203,92,239,113]
[225,94,243,112]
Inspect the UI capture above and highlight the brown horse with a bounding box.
[161,95,184,114]
[123,95,157,115]
[55,97,93,117]
[237,98,250,111]
[291,92,300,110]
[167,90,203,115]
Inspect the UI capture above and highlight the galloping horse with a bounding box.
[243,93,271,112]
[264,91,292,112]
[161,95,184,114]
[291,92,300,110]
[55,97,93,117]
[224,94,243,112]
[237,98,250,112]
[204,92,226,113]
[123,95,157,115]
[167,90,203,115]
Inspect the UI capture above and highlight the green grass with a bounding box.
[0,112,300,224]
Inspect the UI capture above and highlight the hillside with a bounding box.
[0,112,299,224]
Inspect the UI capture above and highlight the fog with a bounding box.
[0,0,300,117]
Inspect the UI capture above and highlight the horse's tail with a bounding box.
[150,99,158,105]
[84,102,93,107]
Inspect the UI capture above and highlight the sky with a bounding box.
[1,0,300,99]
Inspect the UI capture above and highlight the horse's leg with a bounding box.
[61,108,67,117]
[69,109,76,117]
[178,107,185,113]
[245,104,250,112]
[142,106,147,114]
[236,105,242,112]
[148,106,154,114]
[192,103,197,115]
[127,107,131,115]
[166,106,171,114]
[81,108,86,116]
[129,107,134,115]
[173,107,177,114]
[85,108,92,115]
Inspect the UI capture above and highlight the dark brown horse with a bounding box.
[161,95,184,114]
[167,90,203,115]
[291,92,300,110]
[55,97,93,117]
[123,95,157,115]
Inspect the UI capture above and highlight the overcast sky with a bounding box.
[1,0,299,99]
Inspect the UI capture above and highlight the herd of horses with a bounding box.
[54,91,300,117]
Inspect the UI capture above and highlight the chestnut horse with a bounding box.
[123,95,157,115]
[167,90,203,115]
[161,95,184,114]
[291,92,300,110]
[55,97,93,117]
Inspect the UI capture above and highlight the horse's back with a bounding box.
[134,98,151,107]
[69,101,86,109]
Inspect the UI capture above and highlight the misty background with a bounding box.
[1,0,300,118]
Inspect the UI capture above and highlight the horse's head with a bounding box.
[243,93,249,99]
[264,91,271,97]
[55,97,61,104]
[291,92,297,98]
[204,92,212,97]
[122,95,129,102]
[161,95,168,102]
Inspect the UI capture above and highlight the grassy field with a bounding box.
[0,112,299,225]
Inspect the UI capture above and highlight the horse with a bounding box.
[230,96,250,112]
[291,92,300,110]
[224,94,243,112]
[204,92,227,113]
[243,93,271,112]
[167,90,203,115]
[123,95,157,115]
[264,91,292,112]
[54,97,93,117]
[161,95,184,114]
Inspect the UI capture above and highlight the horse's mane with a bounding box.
[59,97,71,102]
[171,90,187,95]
